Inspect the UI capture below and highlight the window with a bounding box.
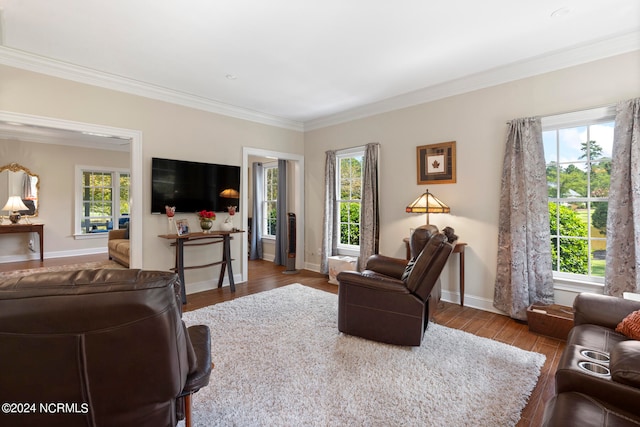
[263,163,278,238]
[336,149,364,250]
[75,167,130,237]
[543,108,615,283]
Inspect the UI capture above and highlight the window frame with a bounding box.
[335,147,365,255]
[542,105,616,289]
[74,165,130,239]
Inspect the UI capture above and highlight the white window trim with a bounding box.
[74,165,130,239]
[336,146,365,254]
[542,105,616,292]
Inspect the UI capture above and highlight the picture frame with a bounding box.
[416,141,456,185]
[175,218,190,236]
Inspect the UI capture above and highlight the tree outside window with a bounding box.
[544,121,613,279]
[263,165,278,237]
[337,153,363,248]
[79,169,130,235]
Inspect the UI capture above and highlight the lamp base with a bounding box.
[8,212,21,224]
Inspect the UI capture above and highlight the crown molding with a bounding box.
[1,29,638,134]
[0,46,304,132]
[303,31,640,131]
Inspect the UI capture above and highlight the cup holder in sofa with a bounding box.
[578,361,610,376]
[580,349,610,363]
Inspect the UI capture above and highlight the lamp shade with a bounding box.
[406,189,450,224]
[2,196,29,212]
[219,188,239,198]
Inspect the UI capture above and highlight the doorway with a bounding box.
[241,147,304,282]
[0,110,143,267]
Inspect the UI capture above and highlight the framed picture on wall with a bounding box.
[416,141,456,185]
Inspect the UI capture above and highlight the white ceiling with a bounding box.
[0,0,639,133]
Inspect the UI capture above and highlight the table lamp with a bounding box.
[2,196,29,224]
[405,188,450,224]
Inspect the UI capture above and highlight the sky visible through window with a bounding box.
[543,122,614,167]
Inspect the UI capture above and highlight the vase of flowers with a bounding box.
[197,210,216,233]
[165,205,176,233]
[220,205,236,231]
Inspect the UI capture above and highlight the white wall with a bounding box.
[303,51,640,312]
[0,63,304,294]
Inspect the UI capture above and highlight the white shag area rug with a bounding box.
[180,284,545,427]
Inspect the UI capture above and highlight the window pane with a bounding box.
[543,131,557,163]
[557,237,588,274]
[558,203,587,237]
[588,123,614,161]
[558,127,586,162]
[590,163,611,197]
[558,163,587,197]
[590,202,608,237]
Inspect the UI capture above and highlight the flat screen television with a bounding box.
[151,157,240,214]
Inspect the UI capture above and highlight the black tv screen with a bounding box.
[151,157,240,214]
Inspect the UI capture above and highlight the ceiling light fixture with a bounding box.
[225,74,237,80]
[550,7,570,18]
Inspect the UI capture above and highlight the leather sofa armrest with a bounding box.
[182,324,213,394]
[573,293,640,328]
[364,255,408,280]
[337,270,410,293]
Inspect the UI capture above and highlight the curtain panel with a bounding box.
[274,159,288,266]
[249,162,264,260]
[359,142,380,270]
[605,97,640,296]
[320,150,337,274]
[493,117,554,320]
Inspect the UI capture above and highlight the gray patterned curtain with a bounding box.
[320,150,337,274]
[359,142,380,271]
[493,117,554,320]
[250,162,264,260]
[274,159,288,265]
[604,98,640,296]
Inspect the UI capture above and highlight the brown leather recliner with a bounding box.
[337,225,457,346]
[0,269,212,427]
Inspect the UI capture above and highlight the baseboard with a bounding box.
[440,289,504,315]
[304,261,321,273]
[186,274,244,295]
[0,247,107,264]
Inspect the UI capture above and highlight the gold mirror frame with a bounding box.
[0,162,40,217]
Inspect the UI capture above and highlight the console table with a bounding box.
[158,230,244,304]
[0,223,44,261]
[404,238,467,306]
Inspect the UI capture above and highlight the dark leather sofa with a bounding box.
[337,225,456,346]
[0,269,212,427]
[543,293,640,426]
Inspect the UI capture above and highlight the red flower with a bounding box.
[197,210,216,220]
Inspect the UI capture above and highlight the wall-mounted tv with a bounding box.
[151,157,240,214]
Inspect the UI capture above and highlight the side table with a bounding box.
[404,238,467,306]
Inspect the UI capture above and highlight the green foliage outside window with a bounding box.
[338,156,363,246]
[549,202,588,274]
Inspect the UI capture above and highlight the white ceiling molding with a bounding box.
[0,46,305,132]
[303,31,640,131]
[1,30,638,133]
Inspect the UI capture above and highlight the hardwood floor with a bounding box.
[1,256,562,426]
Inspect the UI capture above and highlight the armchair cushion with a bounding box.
[610,341,640,388]
[365,254,408,279]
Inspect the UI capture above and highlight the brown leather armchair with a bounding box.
[0,269,212,427]
[337,225,457,346]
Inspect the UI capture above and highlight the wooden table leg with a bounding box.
[459,249,465,307]
[37,228,44,262]
[217,235,236,292]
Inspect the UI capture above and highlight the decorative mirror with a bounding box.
[0,163,40,217]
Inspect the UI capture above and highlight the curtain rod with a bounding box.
[506,102,617,124]
[332,142,379,154]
